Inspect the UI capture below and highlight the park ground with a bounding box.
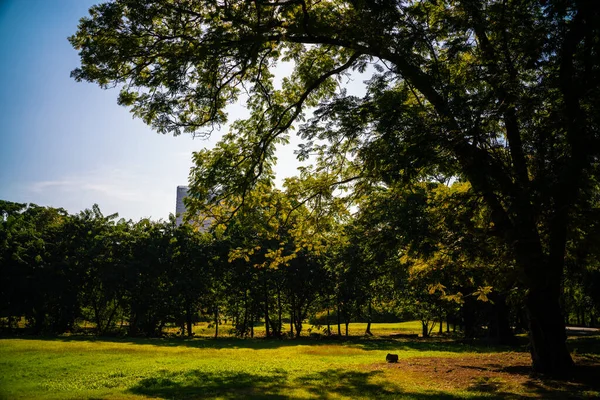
[1,322,599,399]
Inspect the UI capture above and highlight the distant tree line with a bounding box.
[1,199,333,337]
[2,192,599,339]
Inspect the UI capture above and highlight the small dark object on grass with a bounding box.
[386,353,399,363]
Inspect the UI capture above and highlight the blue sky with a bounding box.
[0,0,366,221]
[0,0,232,221]
[0,0,212,220]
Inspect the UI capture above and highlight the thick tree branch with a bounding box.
[461,0,529,191]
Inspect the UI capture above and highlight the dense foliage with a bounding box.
[2,194,598,341]
[65,0,600,375]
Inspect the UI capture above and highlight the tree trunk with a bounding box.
[294,315,302,338]
[214,305,219,338]
[462,298,477,338]
[526,287,573,375]
[277,286,282,337]
[326,307,331,336]
[242,291,249,337]
[337,303,341,336]
[103,299,120,335]
[515,226,573,375]
[488,293,516,345]
[92,298,102,334]
[264,271,270,338]
[290,297,294,337]
[232,304,238,334]
[186,306,193,337]
[128,311,138,336]
[365,300,372,336]
[421,321,429,338]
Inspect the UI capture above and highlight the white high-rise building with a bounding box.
[175,186,189,226]
[175,186,214,231]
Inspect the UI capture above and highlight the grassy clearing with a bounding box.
[1,324,599,399]
[162,320,424,338]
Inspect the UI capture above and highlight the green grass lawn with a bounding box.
[1,323,599,399]
[162,320,424,338]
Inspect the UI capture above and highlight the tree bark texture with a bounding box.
[514,232,573,375]
[526,285,573,375]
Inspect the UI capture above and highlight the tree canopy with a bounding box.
[70,0,600,375]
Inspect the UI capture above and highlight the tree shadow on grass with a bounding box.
[129,369,290,399]
[523,362,600,399]
[128,368,467,400]
[362,337,529,354]
[295,369,464,399]
[568,335,600,356]
[1,333,536,355]
[464,359,600,399]
[127,364,600,400]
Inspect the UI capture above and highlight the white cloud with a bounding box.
[29,168,146,202]
[24,164,180,220]
[30,180,76,192]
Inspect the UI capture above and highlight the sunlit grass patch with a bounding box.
[345,321,423,336]
[162,320,425,338]
[0,334,473,399]
[299,345,368,357]
[1,329,599,399]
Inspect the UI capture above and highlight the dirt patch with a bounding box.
[367,353,600,398]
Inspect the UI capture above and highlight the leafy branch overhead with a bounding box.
[71,0,600,375]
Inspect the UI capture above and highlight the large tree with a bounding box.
[70,0,600,374]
